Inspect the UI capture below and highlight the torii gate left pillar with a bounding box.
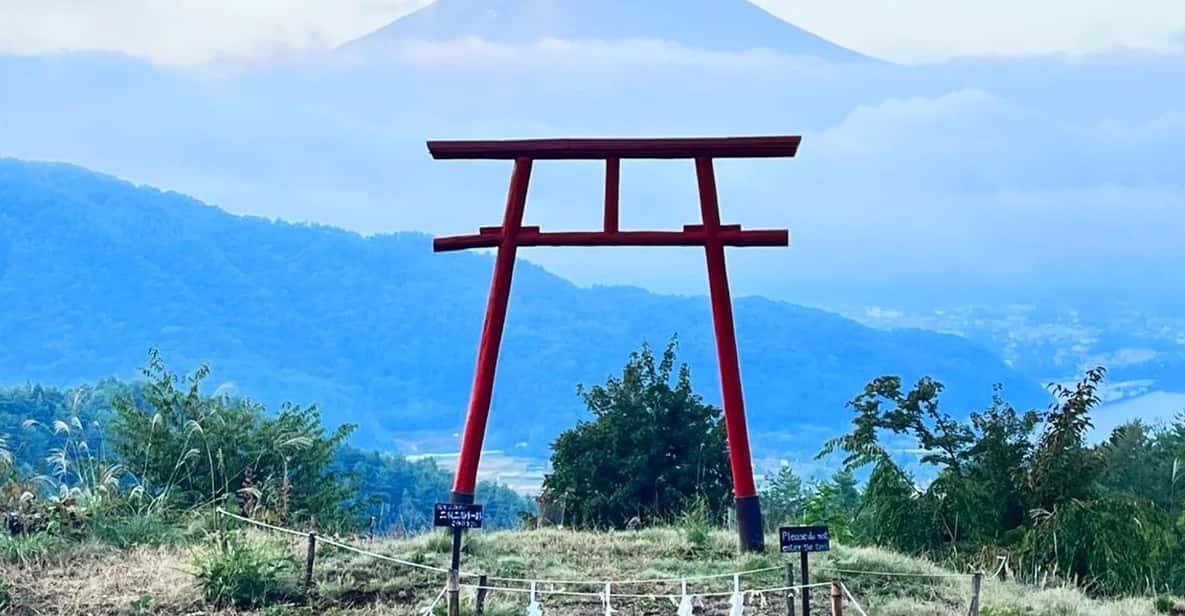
[430,136,799,552]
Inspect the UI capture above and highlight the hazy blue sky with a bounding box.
[1,0,1182,65]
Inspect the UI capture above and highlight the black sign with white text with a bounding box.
[779,525,831,553]
[433,502,483,529]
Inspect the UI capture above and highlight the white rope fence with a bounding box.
[216,508,787,588]
[458,580,833,600]
[217,507,313,539]
[217,508,990,614]
[217,508,451,573]
[818,566,969,578]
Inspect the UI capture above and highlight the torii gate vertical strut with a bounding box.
[430,136,799,552]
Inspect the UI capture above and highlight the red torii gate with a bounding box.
[430,136,798,552]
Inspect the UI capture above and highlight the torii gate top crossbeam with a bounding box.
[429,135,797,253]
[427,135,801,160]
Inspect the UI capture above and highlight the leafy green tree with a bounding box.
[800,470,862,543]
[1097,420,1172,509]
[1157,412,1185,514]
[820,375,975,471]
[1026,367,1106,513]
[832,468,862,514]
[543,338,730,528]
[854,461,926,553]
[819,375,986,547]
[820,368,1153,571]
[334,447,534,532]
[109,350,357,528]
[0,380,129,476]
[760,465,805,531]
[964,385,1041,539]
[801,478,857,542]
[1024,496,1176,595]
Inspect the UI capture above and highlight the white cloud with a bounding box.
[810,89,1019,161]
[348,36,817,72]
[756,0,1185,63]
[0,0,1182,66]
[0,0,429,65]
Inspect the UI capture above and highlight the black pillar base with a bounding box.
[449,490,475,505]
[736,494,765,553]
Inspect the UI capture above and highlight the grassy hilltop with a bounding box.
[1,525,1170,615]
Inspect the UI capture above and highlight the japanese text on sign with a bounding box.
[434,502,484,529]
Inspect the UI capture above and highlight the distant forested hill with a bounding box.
[0,158,1047,455]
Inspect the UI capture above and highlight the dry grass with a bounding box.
[0,526,1168,615]
[1,544,200,615]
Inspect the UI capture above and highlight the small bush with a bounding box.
[92,511,179,548]
[0,531,66,566]
[461,533,487,557]
[127,593,153,616]
[1155,595,1184,614]
[425,532,452,554]
[0,579,11,610]
[192,532,298,608]
[678,499,712,554]
[495,555,528,578]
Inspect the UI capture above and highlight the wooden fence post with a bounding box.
[303,532,317,591]
[475,574,489,616]
[969,571,983,616]
[217,508,228,552]
[829,580,842,616]
[447,569,461,616]
[801,552,811,616]
[786,562,796,616]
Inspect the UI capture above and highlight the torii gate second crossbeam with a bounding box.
[430,136,799,552]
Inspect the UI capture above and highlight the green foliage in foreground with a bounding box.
[542,338,1185,598]
[0,351,535,541]
[823,367,1185,596]
[193,532,299,608]
[8,340,1185,606]
[110,349,357,529]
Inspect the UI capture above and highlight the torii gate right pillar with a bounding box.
[695,157,763,551]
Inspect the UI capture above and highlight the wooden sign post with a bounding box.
[435,502,484,616]
[780,525,831,616]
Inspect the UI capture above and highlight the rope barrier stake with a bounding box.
[303,531,317,591]
[475,574,489,616]
[785,562,796,616]
[527,581,543,616]
[729,574,744,616]
[830,580,843,616]
[677,580,693,616]
[969,571,983,616]
[604,582,613,616]
[448,570,461,616]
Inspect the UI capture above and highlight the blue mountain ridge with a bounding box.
[0,158,1048,457]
